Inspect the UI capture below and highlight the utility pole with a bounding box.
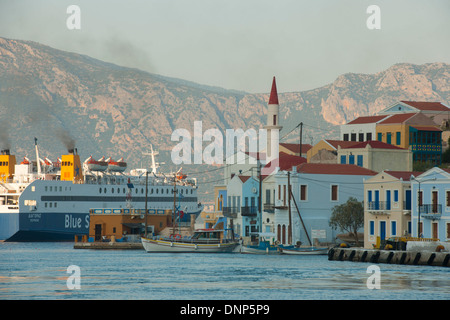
[173,173,177,237]
[288,171,292,245]
[258,161,262,234]
[299,122,303,157]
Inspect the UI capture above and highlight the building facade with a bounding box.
[363,171,421,249]
[411,167,450,241]
[274,163,377,246]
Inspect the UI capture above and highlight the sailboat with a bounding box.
[279,172,329,256]
[141,172,240,253]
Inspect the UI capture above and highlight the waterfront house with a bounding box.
[411,167,450,240]
[222,174,260,241]
[363,170,422,249]
[274,163,377,246]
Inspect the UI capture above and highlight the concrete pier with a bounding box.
[74,242,143,250]
[328,247,450,267]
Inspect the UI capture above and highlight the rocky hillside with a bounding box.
[0,36,449,201]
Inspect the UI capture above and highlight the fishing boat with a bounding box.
[141,228,240,253]
[279,246,329,255]
[240,232,289,254]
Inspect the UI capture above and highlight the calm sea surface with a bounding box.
[0,242,449,300]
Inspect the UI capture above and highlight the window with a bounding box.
[349,155,355,165]
[369,221,375,236]
[358,133,364,142]
[377,132,382,141]
[273,115,277,125]
[340,155,346,164]
[418,190,423,207]
[391,221,397,236]
[394,190,399,202]
[446,191,450,207]
[366,133,372,141]
[357,155,363,167]
[396,132,401,145]
[351,133,356,141]
[447,223,450,240]
[343,134,349,141]
[387,132,392,144]
[331,185,338,201]
[300,185,307,201]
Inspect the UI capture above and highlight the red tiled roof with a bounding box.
[296,163,377,176]
[238,176,251,183]
[401,101,450,112]
[268,76,279,105]
[344,140,405,150]
[384,171,423,181]
[264,152,307,175]
[279,143,312,153]
[410,126,442,132]
[378,113,417,124]
[347,115,389,124]
[325,140,360,149]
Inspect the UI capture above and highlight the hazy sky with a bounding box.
[0,0,449,93]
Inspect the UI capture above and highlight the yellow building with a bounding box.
[364,171,421,249]
[306,139,358,163]
[375,113,442,164]
[89,208,171,241]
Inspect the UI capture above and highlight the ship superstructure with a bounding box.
[0,143,202,241]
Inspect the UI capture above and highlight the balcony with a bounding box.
[222,206,237,219]
[263,203,275,213]
[367,201,390,213]
[241,206,258,217]
[420,204,442,219]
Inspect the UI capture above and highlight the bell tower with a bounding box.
[264,76,282,158]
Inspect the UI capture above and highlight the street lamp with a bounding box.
[411,176,436,238]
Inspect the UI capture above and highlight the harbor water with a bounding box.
[1,242,449,300]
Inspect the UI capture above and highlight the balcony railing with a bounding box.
[419,204,442,215]
[263,203,275,213]
[241,206,257,217]
[222,206,237,218]
[367,201,390,211]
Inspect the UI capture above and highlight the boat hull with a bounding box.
[141,237,239,253]
[240,245,281,254]
[280,247,329,255]
[1,211,89,242]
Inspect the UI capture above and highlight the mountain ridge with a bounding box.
[1,36,449,201]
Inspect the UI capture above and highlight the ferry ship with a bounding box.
[0,142,202,242]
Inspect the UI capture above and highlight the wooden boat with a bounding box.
[241,240,282,254]
[279,246,329,255]
[141,228,240,253]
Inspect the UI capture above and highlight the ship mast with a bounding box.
[34,137,42,177]
[172,173,177,236]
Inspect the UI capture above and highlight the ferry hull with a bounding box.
[141,237,240,253]
[1,211,89,242]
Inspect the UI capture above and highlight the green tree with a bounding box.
[329,197,364,246]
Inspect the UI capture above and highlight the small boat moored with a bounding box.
[141,228,240,253]
[279,246,329,255]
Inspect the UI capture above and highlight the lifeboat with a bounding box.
[20,157,31,165]
[106,157,127,172]
[84,156,108,172]
[176,169,187,180]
